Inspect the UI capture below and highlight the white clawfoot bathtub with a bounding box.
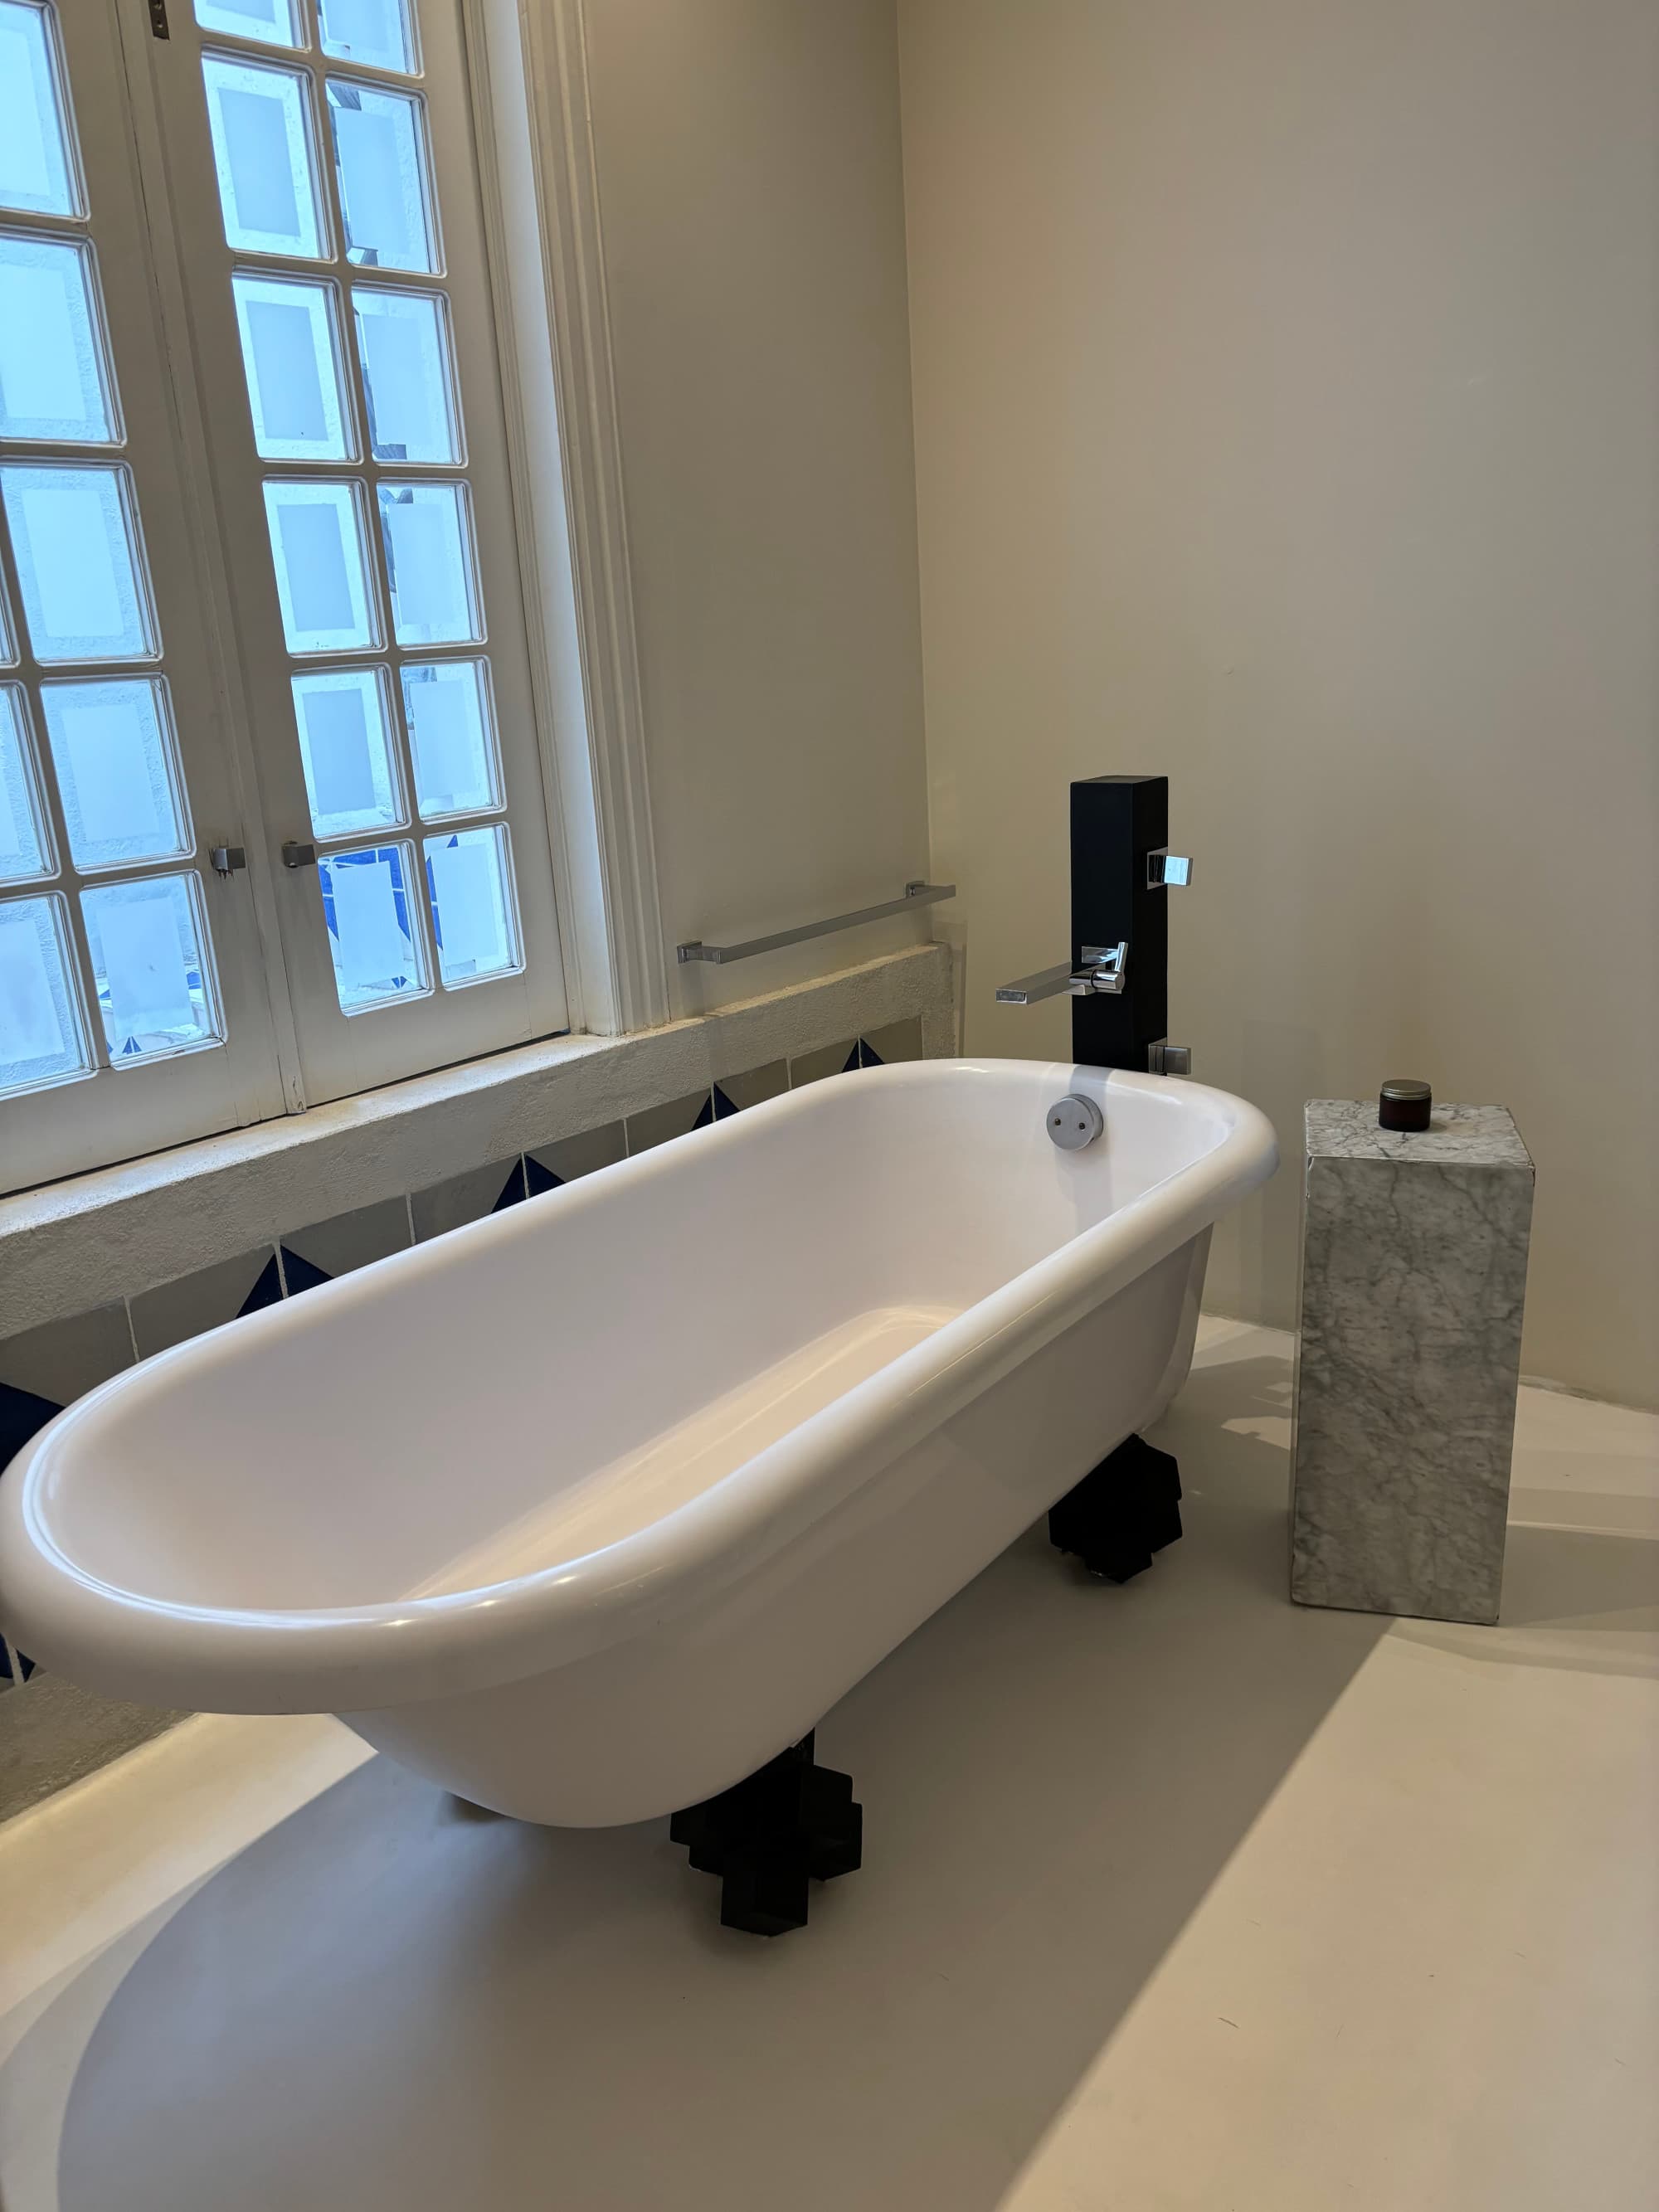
[0,1060,1275,1826]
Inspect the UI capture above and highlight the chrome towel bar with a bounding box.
[677,881,956,966]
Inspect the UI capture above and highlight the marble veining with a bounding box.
[1291,1101,1535,1625]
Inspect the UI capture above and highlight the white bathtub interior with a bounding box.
[37,1066,1235,1619]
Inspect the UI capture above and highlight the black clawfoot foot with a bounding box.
[1049,1434,1183,1582]
[670,1732,863,1937]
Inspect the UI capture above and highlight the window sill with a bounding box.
[0,943,955,1339]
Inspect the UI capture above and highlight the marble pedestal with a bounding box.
[1290,1101,1534,1625]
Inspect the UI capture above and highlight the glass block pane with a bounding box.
[401,659,499,819]
[202,56,325,260]
[353,287,460,464]
[377,481,479,647]
[194,0,302,46]
[424,823,519,989]
[0,464,158,664]
[327,79,436,274]
[0,686,51,882]
[291,664,402,840]
[232,275,352,461]
[82,871,220,1062]
[0,1,79,219]
[319,840,428,1011]
[0,892,90,1096]
[319,0,416,75]
[262,477,378,654]
[0,232,115,443]
[40,678,189,872]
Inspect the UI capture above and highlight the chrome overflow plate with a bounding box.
[1046,1094,1103,1151]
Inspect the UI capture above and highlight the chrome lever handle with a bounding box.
[995,941,1127,1004]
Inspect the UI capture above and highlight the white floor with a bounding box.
[2,1321,1655,2212]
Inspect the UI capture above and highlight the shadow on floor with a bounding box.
[49,1373,1385,2212]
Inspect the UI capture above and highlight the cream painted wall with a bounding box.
[898,0,1659,1405]
[581,0,933,1014]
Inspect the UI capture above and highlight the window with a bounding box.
[0,0,567,1193]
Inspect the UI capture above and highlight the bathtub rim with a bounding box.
[0,1062,1277,1712]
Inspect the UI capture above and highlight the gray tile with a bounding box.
[0,1671,187,1824]
[713,1061,788,1114]
[526,1122,626,1189]
[129,1247,280,1359]
[625,1089,714,1155]
[859,1018,923,1068]
[411,1159,526,1242]
[411,1159,526,1247]
[0,1302,134,1408]
[788,1040,860,1088]
[282,1197,413,1285]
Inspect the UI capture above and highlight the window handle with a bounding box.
[209,844,246,877]
[281,840,317,870]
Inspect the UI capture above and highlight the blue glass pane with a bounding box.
[202,56,325,260]
[319,840,429,1011]
[194,0,301,46]
[0,232,114,442]
[353,287,460,464]
[327,79,435,273]
[401,659,499,819]
[232,275,352,460]
[81,872,220,1062]
[425,823,519,989]
[0,464,157,664]
[262,478,378,654]
[0,1,79,219]
[319,0,415,75]
[377,481,480,646]
[0,892,90,1096]
[291,664,402,839]
[40,678,188,871]
[0,685,51,882]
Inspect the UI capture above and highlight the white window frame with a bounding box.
[0,0,669,1198]
[0,0,290,1190]
[135,0,573,1101]
[463,0,668,1040]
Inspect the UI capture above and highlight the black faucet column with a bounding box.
[1070,774,1168,1072]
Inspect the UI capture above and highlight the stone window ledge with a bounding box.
[0,944,956,1340]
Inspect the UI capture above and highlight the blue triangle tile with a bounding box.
[712,1085,739,1120]
[279,1247,332,1296]
[523,1155,562,1197]
[237,1254,285,1315]
[841,1045,863,1075]
[1,1380,62,1471]
[859,1040,884,1067]
[491,1162,529,1211]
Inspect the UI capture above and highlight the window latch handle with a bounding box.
[281,840,318,871]
[209,844,246,877]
